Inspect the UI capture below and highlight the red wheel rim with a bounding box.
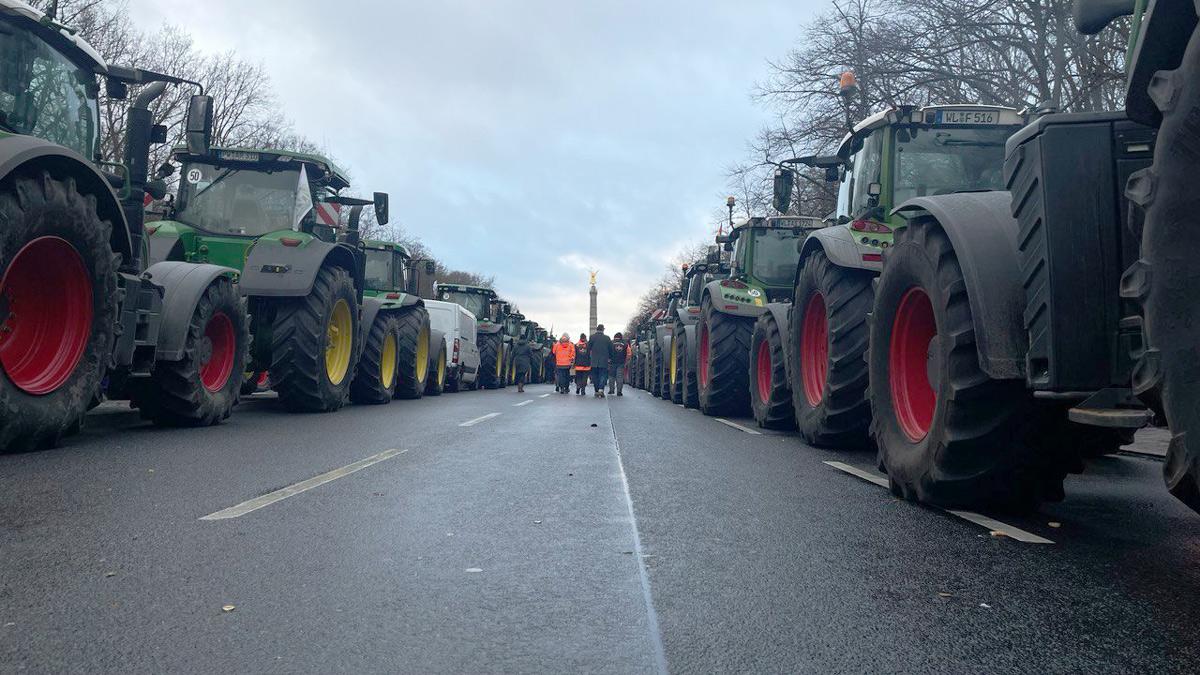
[889,288,936,442]
[199,312,235,392]
[0,236,93,395]
[799,293,828,406]
[698,323,711,388]
[756,338,772,403]
[257,371,270,387]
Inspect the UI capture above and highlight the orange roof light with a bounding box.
[838,71,858,97]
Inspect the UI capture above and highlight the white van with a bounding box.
[425,299,481,391]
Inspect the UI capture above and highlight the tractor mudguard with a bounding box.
[798,226,878,276]
[1125,0,1197,126]
[478,323,503,335]
[147,230,182,265]
[683,324,697,365]
[701,282,768,319]
[361,296,385,333]
[144,261,239,361]
[239,239,362,298]
[0,134,131,266]
[763,302,793,377]
[894,192,1026,380]
[364,293,425,329]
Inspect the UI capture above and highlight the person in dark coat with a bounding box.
[573,333,591,395]
[608,331,628,396]
[588,324,613,398]
[512,337,533,392]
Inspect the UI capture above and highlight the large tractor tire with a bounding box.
[1127,26,1200,512]
[697,298,753,417]
[674,329,699,408]
[650,340,664,398]
[869,221,1058,512]
[0,172,118,451]
[749,312,794,430]
[350,312,401,405]
[393,306,431,400]
[270,266,360,413]
[790,250,873,447]
[133,281,249,425]
[425,341,447,396]
[478,333,503,389]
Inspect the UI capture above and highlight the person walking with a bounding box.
[512,337,533,393]
[588,324,613,398]
[552,334,575,394]
[573,333,591,395]
[609,331,628,396]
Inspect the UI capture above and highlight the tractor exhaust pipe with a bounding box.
[123,81,167,270]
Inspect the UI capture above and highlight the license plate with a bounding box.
[935,110,998,125]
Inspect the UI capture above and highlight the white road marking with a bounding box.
[459,412,501,427]
[200,449,407,520]
[513,400,534,407]
[539,393,551,398]
[823,461,1055,544]
[715,418,763,435]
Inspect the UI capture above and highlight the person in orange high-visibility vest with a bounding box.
[552,334,575,394]
[573,333,591,395]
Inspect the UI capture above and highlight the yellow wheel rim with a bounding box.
[325,299,353,386]
[380,329,397,388]
[669,338,677,386]
[416,324,429,383]
[437,355,446,386]
[496,349,503,376]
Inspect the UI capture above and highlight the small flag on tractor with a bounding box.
[292,163,312,231]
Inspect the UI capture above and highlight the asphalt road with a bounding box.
[2,383,1198,673]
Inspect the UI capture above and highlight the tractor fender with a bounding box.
[797,225,879,280]
[700,281,768,319]
[147,229,182,265]
[682,323,698,369]
[0,134,131,267]
[478,323,503,336]
[361,296,385,333]
[145,261,240,361]
[1124,0,1196,127]
[762,301,793,376]
[239,239,362,298]
[894,192,1026,380]
[367,293,426,329]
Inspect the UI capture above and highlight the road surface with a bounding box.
[2,384,1198,673]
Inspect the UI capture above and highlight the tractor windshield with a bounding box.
[0,21,98,158]
[893,126,1013,203]
[749,228,802,286]
[176,162,309,237]
[363,248,394,291]
[437,289,489,320]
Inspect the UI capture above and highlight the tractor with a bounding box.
[0,3,255,450]
[779,103,1025,443]
[361,239,446,397]
[667,254,728,408]
[145,146,415,412]
[694,216,816,416]
[436,283,503,388]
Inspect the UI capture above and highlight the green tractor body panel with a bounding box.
[361,239,420,310]
[800,104,1024,273]
[704,216,818,317]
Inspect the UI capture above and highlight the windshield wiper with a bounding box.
[190,168,237,201]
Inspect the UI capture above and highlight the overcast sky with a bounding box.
[130,0,823,338]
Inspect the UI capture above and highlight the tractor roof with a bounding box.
[730,215,824,234]
[434,283,497,297]
[1,1,106,70]
[834,104,1023,158]
[172,145,351,190]
[363,239,410,257]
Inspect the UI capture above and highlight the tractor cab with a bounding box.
[707,215,816,314]
[362,240,434,300]
[783,104,1023,268]
[433,283,496,322]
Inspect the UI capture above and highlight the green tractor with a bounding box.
[0,4,255,451]
[145,146,415,412]
[668,252,729,409]
[695,216,817,416]
[361,239,446,398]
[644,295,675,398]
[779,104,1024,443]
[435,283,504,388]
[503,310,526,385]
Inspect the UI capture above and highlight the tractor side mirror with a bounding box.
[145,179,168,200]
[723,241,733,252]
[425,261,435,275]
[150,124,168,144]
[715,234,731,244]
[185,94,213,156]
[772,168,794,215]
[825,166,839,182]
[105,78,128,100]
[373,191,389,225]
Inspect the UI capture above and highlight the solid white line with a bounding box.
[459,412,501,427]
[823,461,890,488]
[539,393,551,398]
[513,400,534,407]
[946,510,1055,544]
[200,449,407,520]
[823,461,1054,544]
[715,418,763,435]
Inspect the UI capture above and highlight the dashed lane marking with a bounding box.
[823,461,1054,544]
[514,400,534,407]
[715,418,763,435]
[539,394,551,398]
[200,449,408,521]
[460,412,502,426]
